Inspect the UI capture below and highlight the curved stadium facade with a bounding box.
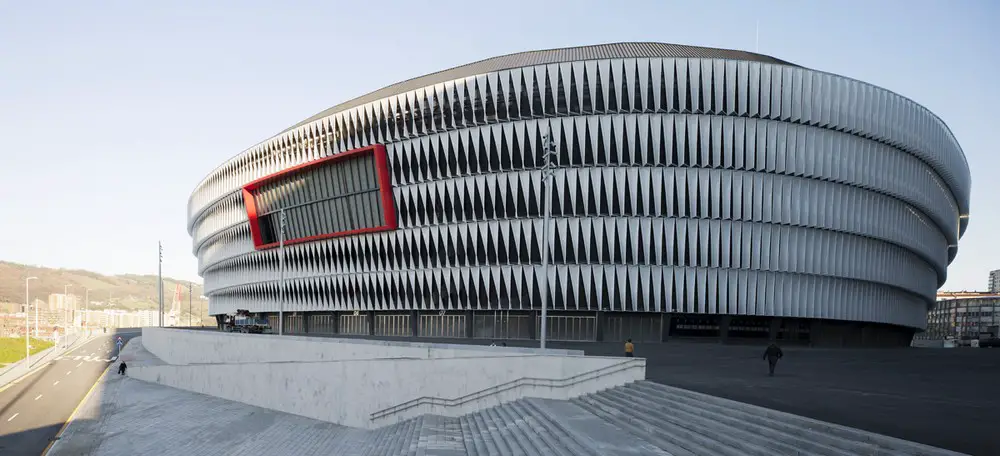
[188,42,971,347]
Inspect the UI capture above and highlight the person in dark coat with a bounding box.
[118,361,128,375]
[762,343,783,376]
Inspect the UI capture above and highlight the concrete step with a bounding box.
[625,381,871,455]
[407,415,466,456]
[462,399,596,456]
[602,386,825,456]
[575,391,755,456]
[512,399,604,456]
[496,402,573,456]
[364,380,965,456]
[487,401,540,455]
[570,394,698,456]
[458,415,486,456]
[362,419,406,456]
[375,415,419,456]
[521,397,672,456]
[467,406,504,455]
[630,381,964,456]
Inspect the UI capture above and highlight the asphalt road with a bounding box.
[0,331,137,456]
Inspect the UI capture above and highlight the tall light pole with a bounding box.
[188,282,193,327]
[84,288,90,329]
[278,209,287,336]
[539,129,558,349]
[25,277,37,369]
[63,284,73,340]
[158,241,164,327]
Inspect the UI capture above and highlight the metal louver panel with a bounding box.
[187,45,970,332]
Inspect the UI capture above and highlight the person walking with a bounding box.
[624,339,635,357]
[762,343,783,376]
[118,361,128,376]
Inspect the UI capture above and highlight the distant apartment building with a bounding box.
[47,293,79,311]
[78,308,157,328]
[137,310,160,327]
[989,270,1000,293]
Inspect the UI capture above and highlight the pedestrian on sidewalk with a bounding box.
[118,361,128,376]
[762,342,783,376]
[624,339,634,357]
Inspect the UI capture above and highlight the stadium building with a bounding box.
[187,42,971,347]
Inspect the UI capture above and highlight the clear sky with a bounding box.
[0,0,997,290]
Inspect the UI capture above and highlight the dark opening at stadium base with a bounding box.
[213,310,916,348]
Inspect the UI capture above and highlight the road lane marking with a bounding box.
[66,371,72,376]
[43,353,117,456]
[53,381,59,386]
[7,413,17,422]
[76,362,83,367]
[35,394,42,400]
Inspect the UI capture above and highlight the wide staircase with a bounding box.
[357,381,964,456]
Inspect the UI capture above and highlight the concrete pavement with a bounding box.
[0,331,137,456]
[248,332,998,455]
[45,339,967,456]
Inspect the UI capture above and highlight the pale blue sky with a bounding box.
[0,0,997,290]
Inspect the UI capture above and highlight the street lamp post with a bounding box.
[25,277,37,370]
[539,129,558,349]
[64,284,73,347]
[84,288,90,330]
[278,209,287,336]
[188,282,193,327]
[158,242,163,327]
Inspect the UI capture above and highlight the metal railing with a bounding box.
[369,358,644,423]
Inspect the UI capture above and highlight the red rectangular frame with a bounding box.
[242,144,397,250]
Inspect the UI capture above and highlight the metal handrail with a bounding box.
[369,358,644,422]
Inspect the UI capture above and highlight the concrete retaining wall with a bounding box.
[141,327,583,364]
[130,354,640,428]
[133,328,642,429]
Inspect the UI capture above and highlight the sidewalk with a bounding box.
[48,338,374,456]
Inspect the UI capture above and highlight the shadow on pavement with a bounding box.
[0,424,67,456]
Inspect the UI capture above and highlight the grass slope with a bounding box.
[0,337,55,364]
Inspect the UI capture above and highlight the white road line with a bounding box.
[76,362,83,367]
[7,413,17,422]
[53,381,59,386]
[34,394,42,401]
[66,371,72,376]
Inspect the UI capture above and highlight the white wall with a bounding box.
[130,354,643,429]
[141,327,583,365]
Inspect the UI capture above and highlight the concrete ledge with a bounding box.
[141,327,582,365]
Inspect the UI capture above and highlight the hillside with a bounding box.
[0,261,205,314]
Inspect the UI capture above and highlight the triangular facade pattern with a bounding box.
[186,54,970,331]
